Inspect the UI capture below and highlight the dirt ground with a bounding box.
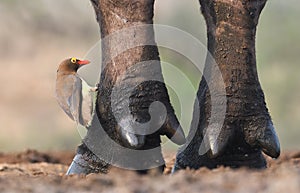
[0,150,299,193]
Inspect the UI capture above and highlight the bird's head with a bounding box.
[57,57,90,73]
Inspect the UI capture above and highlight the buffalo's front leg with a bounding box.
[174,0,280,171]
[67,0,185,174]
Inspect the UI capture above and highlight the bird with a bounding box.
[55,57,98,127]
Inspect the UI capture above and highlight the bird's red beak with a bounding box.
[78,60,90,65]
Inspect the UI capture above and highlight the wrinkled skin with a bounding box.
[67,0,280,174]
[174,0,280,171]
[67,0,185,175]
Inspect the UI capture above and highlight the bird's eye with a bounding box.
[71,58,77,64]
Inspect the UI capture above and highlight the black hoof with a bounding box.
[66,144,110,175]
[66,154,96,175]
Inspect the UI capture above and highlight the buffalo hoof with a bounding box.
[173,115,280,172]
[66,144,109,175]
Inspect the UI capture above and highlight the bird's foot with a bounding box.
[90,85,99,92]
[91,83,100,92]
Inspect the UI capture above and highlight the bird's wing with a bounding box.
[55,75,78,121]
[56,74,83,125]
[68,75,83,125]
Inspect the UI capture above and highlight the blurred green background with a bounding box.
[0,0,299,152]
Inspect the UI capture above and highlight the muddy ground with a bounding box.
[0,150,299,193]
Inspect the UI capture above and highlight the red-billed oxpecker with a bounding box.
[55,58,97,127]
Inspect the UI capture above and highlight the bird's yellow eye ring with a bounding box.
[71,58,77,64]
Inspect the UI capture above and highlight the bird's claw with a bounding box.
[90,83,99,92]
